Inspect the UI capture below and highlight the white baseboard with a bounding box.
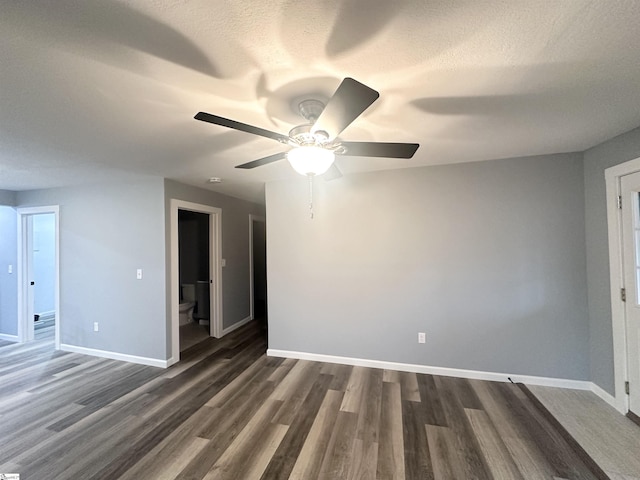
[166,356,178,367]
[590,381,624,412]
[0,333,19,343]
[222,315,252,336]
[266,349,593,391]
[60,344,168,368]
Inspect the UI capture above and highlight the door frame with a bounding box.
[17,206,60,349]
[169,199,222,365]
[606,156,640,413]
[248,214,266,320]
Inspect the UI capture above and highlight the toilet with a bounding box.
[179,284,196,326]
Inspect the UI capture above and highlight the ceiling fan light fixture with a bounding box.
[287,146,335,176]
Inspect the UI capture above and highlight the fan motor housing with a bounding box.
[289,123,329,146]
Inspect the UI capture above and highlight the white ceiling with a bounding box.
[2,0,640,204]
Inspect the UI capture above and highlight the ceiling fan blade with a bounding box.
[323,163,343,181]
[195,112,290,144]
[235,151,287,169]
[339,141,419,159]
[311,78,379,140]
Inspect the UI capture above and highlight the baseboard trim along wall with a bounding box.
[222,315,252,336]
[0,333,19,342]
[267,349,595,391]
[61,344,168,368]
[589,381,620,412]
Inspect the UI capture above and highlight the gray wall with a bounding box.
[33,213,56,314]
[0,206,18,336]
[266,153,590,381]
[164,180,265,337]
[0,190,16,206]
[17,175,167,360]
[584,126,640,394]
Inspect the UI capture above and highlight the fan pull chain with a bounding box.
[308,174,314,219]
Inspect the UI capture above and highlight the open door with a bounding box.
[169,200,222,365]
[621,171,640,418]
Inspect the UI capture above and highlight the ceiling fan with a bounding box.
[194,78,419,177]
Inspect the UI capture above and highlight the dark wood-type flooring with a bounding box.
[0,322,600,479]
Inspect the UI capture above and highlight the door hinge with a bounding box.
[618,195,623,209]
[621,287,626,302]
[626,381,630,395]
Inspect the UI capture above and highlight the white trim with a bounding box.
[605,158,640,414]
[166,356,178,367]
[267,349,593,390]
[17,213,26,343]
[209,208,223,339]
[0,333,19,342]
[590,382,619,410]
[248,214,266,320]
[170,200,223,364]
[605,156,640,178]
[222,315,252,336]
[60,343,168,368]
[36,310,56,321]
[17,206,61,350]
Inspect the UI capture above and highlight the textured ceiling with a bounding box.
[2,0,640,203]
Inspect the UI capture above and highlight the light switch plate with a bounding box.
[136,268,143,280]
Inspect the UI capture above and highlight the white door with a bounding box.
[621,171,640,414]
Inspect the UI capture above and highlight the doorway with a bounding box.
[178,209,211,351]
[249,215,267,333]
[17,206,60,349]
[606,156,640,417]
[169,200,222,364]
[619,171,640,417]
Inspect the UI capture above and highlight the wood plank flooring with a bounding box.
[529,384,640,480]
[0,322,601,479]
[180,321,211,352]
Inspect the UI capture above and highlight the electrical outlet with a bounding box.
[94,322,99,332]
[418,332,426,344]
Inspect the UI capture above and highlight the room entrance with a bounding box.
[17,206,60,348]
[620,171,640,418]
[178,209,211,351]
[249,215,267,331]
[169,200,222,364]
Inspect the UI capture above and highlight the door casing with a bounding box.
[606,156,640,414]
[17,206,60,349]
[620,171,640,415]
[169,199,222,365]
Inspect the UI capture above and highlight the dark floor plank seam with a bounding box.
[516,382,611,480]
